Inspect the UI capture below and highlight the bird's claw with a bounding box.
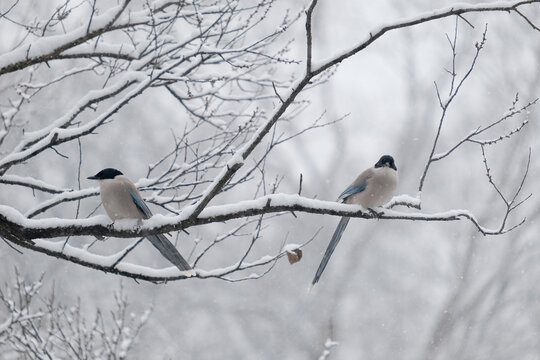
[134,220,144,233]
[368,208,382,217]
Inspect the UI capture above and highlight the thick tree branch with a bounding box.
[0,194,517,243]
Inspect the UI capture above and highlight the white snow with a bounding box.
[25,187,99,217]
[226,150,245,168]
[0,4,127,71]
[0,205,108,229]
[195,255,276,277]
[33,238,196,277]
[386,194,421,208]
[282,243,302,252]
[197,194,364,219]
[0,174,67,193]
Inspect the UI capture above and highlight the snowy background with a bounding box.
[0,0,539,359]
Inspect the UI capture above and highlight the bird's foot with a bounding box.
[367,208,382,218]
[134,220,144,234]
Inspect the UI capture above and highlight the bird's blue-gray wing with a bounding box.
[311,216,350,285]
[129,189,153,219]
[337,169,372,202]
[338,183,367,201]
[129,189,194,274]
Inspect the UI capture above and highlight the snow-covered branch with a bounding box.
[0,193,523,240]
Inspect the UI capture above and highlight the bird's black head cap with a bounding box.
[87,168,123,180]
[374,155,397,171]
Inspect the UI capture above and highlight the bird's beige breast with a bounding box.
[346,168,397,208]
[100,178,143,220]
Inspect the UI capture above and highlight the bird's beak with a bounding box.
[87,175,99,180]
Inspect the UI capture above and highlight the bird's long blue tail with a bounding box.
[147,234,195,276]
[311,216,350,285]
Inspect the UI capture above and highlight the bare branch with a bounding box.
[514,8,540,31]
[305,0,318,74]
[419,22,488,194]
[310,1,540,77]
[480,146,531,233]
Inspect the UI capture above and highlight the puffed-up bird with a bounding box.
[88,168,195,276]
[312,155,397,285]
